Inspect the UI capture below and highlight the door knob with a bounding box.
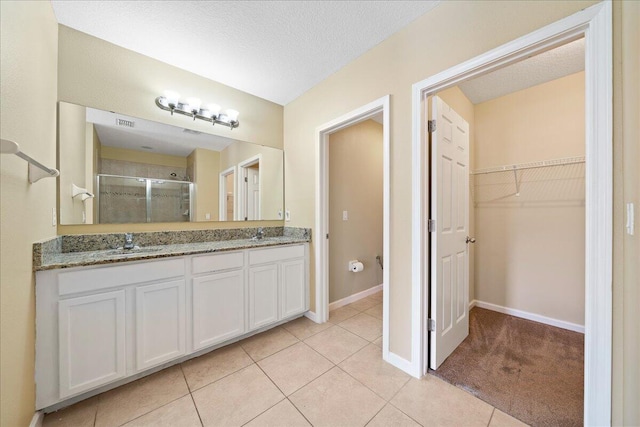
[466,236,476,244]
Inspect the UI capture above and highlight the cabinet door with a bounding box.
[135,280,186,371]
[281,259,307,318]
[248,264,279,330]
[59,290,126,398]
[192,270,245,350]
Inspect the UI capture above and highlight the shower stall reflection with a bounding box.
[97,174,193,223]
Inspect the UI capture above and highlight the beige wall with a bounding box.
[58,102,90,224]
[436,86,476,303]
[188,148,220,221]
[0,2,58,426]
[328,120,383,302]
[284,0,598,363]
[57,25,285,235]
[220,142,284,221]
[473,72,585,325]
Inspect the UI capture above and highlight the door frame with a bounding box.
[410,2,612,425]
[313,95,391,360]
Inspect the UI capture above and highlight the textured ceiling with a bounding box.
[51,1,439,106]
[458,38,585,105]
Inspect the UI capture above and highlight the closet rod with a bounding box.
[1,138,59,183]
[471,156,585,175]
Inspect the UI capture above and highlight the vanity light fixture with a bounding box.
[155,90,240,129]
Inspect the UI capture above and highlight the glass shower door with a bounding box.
[149,180,192,223]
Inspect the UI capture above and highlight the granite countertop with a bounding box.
[34,227,311,271]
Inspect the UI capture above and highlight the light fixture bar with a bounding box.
[155,96,240,129]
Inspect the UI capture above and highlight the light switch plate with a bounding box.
[51,208,57,227]
[343,210,348,221]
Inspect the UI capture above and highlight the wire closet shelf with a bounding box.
[471,156,585,206]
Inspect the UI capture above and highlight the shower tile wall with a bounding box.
[99,159,190,223]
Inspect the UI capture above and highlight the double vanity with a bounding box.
[33,227,310,410]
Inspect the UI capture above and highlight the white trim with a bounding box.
[411,3,612,425]
[471,300,585,334]
[29,411,44,427]
[315,95,391,366]
[328,284,383,311]
[468,299,477,310]
[386,351,418,378]
[304,310,320,323]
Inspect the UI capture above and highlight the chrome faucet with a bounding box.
[123,233,135,250]
[255,227,264,240]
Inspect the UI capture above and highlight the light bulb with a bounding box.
[186,97,201,113]
[204,104,221,118]
[226,109,239,122]
[163,90,180,106]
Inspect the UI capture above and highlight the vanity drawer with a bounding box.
[58,258,185,296]
[249,245,305,266]
[192,251,244,275]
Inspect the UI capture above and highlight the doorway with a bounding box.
[411,3,611,425]
[313,95,392,361]
[427,53,587,424]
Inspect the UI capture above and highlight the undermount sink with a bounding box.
[105,246,163,256]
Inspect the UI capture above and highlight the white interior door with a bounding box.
[430,95,470,370]
[247,167,260,220]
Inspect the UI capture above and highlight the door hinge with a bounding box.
[428,120,436,133]
[428,219,436,232]
[428,318,436,332]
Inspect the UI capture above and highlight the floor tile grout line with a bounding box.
[184,357,255,394]
[239,396,287,426]
[114,392,191,427]
[386,400,426,427]
[285,397,315,426]
[487,407,496,427]
[188,392,205,427]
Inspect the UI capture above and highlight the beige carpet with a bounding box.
[430,307,584,427]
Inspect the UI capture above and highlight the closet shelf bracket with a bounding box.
[1,139,59,183]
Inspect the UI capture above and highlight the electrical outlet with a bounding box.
[285,210,291,221]
[342,210,348,221]
[205,213,211,220]
[51,208,57,227]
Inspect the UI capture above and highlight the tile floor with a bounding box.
[43,292,528,427]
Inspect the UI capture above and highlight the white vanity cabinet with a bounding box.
[36,242,308,411]
[248,244,308,330]
[57,290,126,399]
[135,279,186,371]
[36,257,186,407]
[191,251,246,351]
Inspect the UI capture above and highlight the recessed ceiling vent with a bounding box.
[116,118,135,128]
[183,128,202,135]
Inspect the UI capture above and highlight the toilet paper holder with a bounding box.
[348,260,364,273]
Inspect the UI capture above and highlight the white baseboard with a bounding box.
[304,310,320,323]
[29,411,44,427]
[470,299,585,334]
[328,284,383,311]
[385,351,420,378]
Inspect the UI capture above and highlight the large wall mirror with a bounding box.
[58,102,284,225]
